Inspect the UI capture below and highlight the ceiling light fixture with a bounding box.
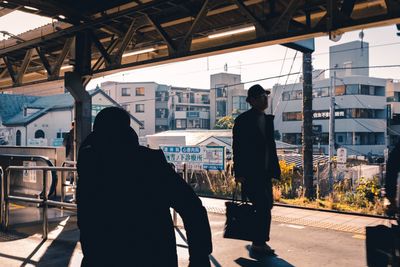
[58,15,66,19]
[24,5,39,11]
[122,47,156,57]
[60,65,73,70]
[208,26,255,39]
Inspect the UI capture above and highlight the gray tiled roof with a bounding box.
[0,94,38,123]
[3,93,74,126]
[1,89,143,127]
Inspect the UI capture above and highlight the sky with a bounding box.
[0,11,399,90]
[87,24,400,90]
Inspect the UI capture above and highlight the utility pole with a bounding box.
[302,52,314,199]
[328,70,336,191]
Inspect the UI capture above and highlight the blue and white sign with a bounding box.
[161,145,225,171]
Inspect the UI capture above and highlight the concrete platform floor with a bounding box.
[0,198,396,266]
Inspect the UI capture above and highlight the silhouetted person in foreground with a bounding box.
[385,141,400,218]
[77,107,212,267]
[233,84,281,255]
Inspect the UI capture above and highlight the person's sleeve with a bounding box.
[385,143,400,201]
[232,118,246,177]
[157,150,212,266]
[270,120,281,179]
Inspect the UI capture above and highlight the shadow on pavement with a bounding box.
[235,256,295,267]
[234,245,295,267]
[36,217,79,267]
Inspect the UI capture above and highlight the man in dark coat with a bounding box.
[77,107,212,267]
[232,84,281,255]
[385,141,400,217]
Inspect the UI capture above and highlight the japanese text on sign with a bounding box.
[160,145,225,171]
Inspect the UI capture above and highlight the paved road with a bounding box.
[177,212,366,267]
[0,206,371,266]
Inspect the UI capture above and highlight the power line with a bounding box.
[273,51,299,115]
[95,41,400,82]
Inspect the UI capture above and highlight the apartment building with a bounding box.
[210,72,248,128]
[272,41,388,155]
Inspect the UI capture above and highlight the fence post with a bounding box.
[0,167,3,229]
[316,161,320,199]
[43,170,48,239]
[183,163,188,184]
[4,169,10,230]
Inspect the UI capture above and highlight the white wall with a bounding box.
[26,110,73,146]
[91,91,141,134]
[101,82,156,136]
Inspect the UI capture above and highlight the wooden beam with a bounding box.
[50,37,73,79]
[16,48,33,85]
[35,47,52,76]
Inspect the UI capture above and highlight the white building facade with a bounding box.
[101,81,157,136]
[272,41,388,156]
[210,73,248,128]
[1,90,142,146]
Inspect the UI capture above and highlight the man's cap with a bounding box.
[246,84,270,102]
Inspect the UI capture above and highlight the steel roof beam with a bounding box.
[146,14,177,54]
[35,47,53,76]
[3,57,17,84]
[232,0,267,36]
[50,37,73,79]
[89,31,112,65]
[16,48,33,85]
[178,0,209,53]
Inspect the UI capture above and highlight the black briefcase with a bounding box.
[223,185,256,241]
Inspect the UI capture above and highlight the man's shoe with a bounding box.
[251,243,275,255]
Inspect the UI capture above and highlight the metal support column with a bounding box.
[328,71,336,191]
[65,31,92,154]
[302,52,314,199]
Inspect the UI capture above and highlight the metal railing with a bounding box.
[1,166,77,239]
[61,161,77,205]
[0,166,3,227]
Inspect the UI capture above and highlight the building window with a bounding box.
[282,112,302,121]
[135,87,145,96]
[335,85,345,96]
[201,94,209,104]
[135,104,145,113]
[121,88,131,96]
[176,119,187,129]
[35,130,45,138]
[345,84,359,95]
[233,96,248,111]
[16,130,21,146]
[216,100,227,117]
[57,132,68,138]
[216,86,227,98]
[156,91,169,101]
[156,108,169,118]
[282,92,290,101]
[282,133,302,145]
[140,121,145,129]
[312,87,329,98]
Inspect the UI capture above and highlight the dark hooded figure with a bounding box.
[77,107,212,267]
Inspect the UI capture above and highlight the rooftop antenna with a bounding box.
[359,30,365,55]
[224,63,228,72]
